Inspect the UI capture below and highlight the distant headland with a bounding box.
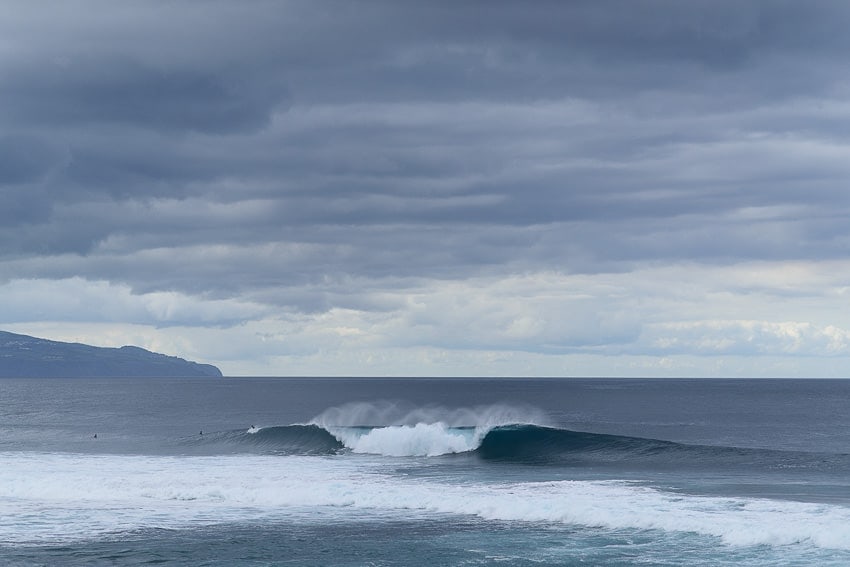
[0,330,222,378]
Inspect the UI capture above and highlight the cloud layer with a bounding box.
[2,1,850,376]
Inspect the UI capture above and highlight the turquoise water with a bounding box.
[2,377,850,565]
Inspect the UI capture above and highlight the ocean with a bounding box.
[2,377,850,566]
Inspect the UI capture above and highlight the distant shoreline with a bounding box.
[0,330,222,378]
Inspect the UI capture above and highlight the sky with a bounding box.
[2,0,850,377]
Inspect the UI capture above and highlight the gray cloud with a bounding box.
[2,1,850,373]
[4,58,288,134]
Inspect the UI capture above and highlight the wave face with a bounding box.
[477,425,850,475]
[476,424,677,463]
[246,425,345,455]
[192,425,344,455]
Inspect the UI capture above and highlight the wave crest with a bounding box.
[308,402,548,457]
[309,401,549,429]
[329,422,480,457]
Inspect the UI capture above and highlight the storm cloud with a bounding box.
[2,0,850,376]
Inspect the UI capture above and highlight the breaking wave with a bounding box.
[187,403,849,472]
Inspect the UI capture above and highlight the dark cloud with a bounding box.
[0,135,65,184]
[2,0,850,315]
[3,58,289,134]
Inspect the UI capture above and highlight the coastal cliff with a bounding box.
[0,331,222,377]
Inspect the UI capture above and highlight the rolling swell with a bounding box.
[194,425,345,455]
[475,425,677,464]
[245,425,344,454]
[475,425,850,472]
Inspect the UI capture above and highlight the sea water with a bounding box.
[1,377,850,565]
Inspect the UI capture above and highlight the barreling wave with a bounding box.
[322,422,681,460]
[195,421,849,473]
[184,403,847,472]
[203,422,489,457]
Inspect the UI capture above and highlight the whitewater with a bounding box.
[3,377,850,565]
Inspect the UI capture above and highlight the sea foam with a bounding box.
[328,422,480,456]
[310,402,546,456]
[2,451,850,552]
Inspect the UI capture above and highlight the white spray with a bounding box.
[309,402,550,457]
